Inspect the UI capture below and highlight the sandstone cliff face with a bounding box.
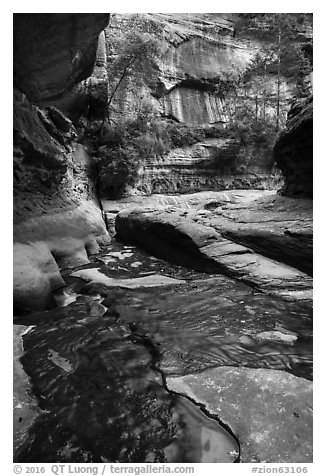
[273,96,313,198]
[158,24,253,125]
[13,14,110,312]
[137,139,281,194]
[13,13,312,311]
[100,13,311,195]
[106,13,256,125]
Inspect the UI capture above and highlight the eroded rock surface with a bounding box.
[103,13,304,195]
[13,15,110,312]
[167,367,313,463]
[14,238,312,462]
[184,191,313,276]
[14,201,109,313]
[115,192,312,298]
[14,98,110,312]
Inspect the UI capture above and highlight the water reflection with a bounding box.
[15,302,238,462]
[14,240,312,462]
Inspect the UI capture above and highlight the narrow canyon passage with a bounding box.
[13,12,313,465]
[14,235,312,463]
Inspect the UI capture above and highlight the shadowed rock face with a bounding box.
[13,14,111,312]
[273,96,313,198]
[13,13,110,103]
[13,91,111,312]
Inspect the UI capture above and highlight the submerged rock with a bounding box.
[13,325,39,455]
[71,268,186,289]
[13,242,65,312]
[167,366,313,463]
[253,330,298,343]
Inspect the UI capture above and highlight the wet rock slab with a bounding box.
[195,193,313,276]
[115,206,312,298]
[14,238,312,462]
[167,367,313,463]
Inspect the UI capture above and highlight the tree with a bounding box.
[104,31,161,126]
[234,14,313,131]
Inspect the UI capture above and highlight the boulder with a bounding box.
[137,139,281,195]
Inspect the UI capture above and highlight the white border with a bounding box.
[2,3,323,473]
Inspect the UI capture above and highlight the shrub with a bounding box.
[96,106,230,198]
[97,145,141,198]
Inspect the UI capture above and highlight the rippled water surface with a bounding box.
[14,239,312,462]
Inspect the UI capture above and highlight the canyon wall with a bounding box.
[96,13,311,196]
[13,14,110,312]
[13,14,110,103]
[13,13,312,311]
[136,139,281,195]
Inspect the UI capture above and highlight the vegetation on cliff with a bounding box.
[94,13,312,198]
[97,106,224,197]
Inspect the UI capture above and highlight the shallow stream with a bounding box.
[14,238,312,463]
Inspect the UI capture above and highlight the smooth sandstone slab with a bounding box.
[167,367,313,463]
[71,268,186,289]
[14,201,110,313]
[115,208,312,297]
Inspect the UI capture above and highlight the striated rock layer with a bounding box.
[102,13,307,195]
[137,139,282,194]
[115,199,312,299]
[108,190,312,275]
[13,14,110,103]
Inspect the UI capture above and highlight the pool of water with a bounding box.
[14,239,312,462]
